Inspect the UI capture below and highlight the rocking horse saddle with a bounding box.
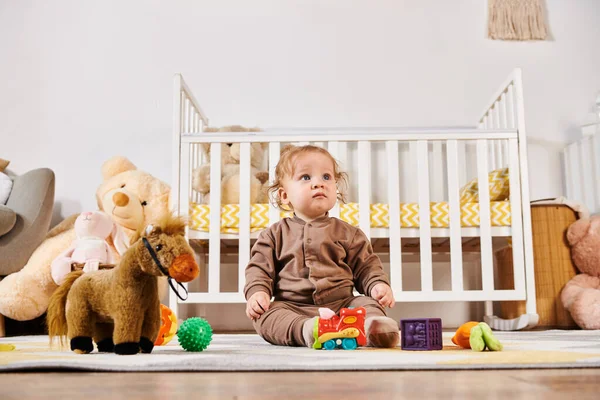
[70,262,116,271]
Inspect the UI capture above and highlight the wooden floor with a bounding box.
[1,369,599,399]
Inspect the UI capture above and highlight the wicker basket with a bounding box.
[495,204,579,329]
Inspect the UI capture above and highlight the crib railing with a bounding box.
[172,74,209,217]
[563,129,600,214]
[170,69,538,331]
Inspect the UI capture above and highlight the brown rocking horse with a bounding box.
[47,214,199,355]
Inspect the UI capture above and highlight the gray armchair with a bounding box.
[0,168,55,336]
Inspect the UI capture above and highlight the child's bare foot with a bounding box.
[365,316,400,348]
[302,317,318,348]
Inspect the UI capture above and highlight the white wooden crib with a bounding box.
[170,68,539,331]
[563,119,600,215]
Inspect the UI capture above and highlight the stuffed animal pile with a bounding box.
[191,125,269,204]
[0,156,172,321]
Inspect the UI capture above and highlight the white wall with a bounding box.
[2,0,599,223]
[1,0,600,328]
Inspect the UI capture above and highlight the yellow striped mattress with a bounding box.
[189,202,511,233]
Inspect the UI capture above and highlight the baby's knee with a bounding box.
[252,309,309,347]
[252,316,269,340]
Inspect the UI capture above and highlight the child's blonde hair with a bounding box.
[268,144,348,211]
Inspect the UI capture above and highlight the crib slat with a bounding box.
[494,108,502,168]
[494,102,501,129]
[458,141,467,187]
[186,98,191,133]
[327,141,341,219]
[476,140,494,292]
[191,144,198,203]
[432,141,444,200]
[268,142,281,226]
[500,92,508,129]
[446,140,464,292]
[417,140,433,292]
[499,93,508,168]
[180,92,185,132]
[563,145,574,201]
[408,142,418,201]
[188,100,193,133]
[182,96,187,132]
[568,143,583,204]
[358,141,371,239]
[507,84,515,130]
[386,140,402,293]
[508,138,526,294]
[238,143,251,293]
[487,110,495,170]
[336,142,348,184]
[209,143,222,294]
[180,143,191,215]
[192,146,198,204]
[184,97,188,132]
[580,137,594,208]
[170,80,183,315]
[172,141,192,306]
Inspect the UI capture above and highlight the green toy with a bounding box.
[177,317,213,352]
[469,322,503,352]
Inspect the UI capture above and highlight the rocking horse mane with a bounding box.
[130,214,187,243]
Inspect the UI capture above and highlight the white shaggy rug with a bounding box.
[1,330,600,372]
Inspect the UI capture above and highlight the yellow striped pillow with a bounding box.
[459,168,510,203]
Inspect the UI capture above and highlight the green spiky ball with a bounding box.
[177,317,213,352]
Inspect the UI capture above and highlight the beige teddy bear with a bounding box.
[192,126,269,205]
[0,156,172,321]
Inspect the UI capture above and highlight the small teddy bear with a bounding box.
[191,126,269,205]
[50,211,117,285]
[561,216,600,329]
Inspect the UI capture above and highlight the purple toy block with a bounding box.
[400,318,443,351]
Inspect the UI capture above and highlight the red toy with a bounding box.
[312,306,367,350]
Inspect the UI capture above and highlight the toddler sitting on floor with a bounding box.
[244,144,399,348]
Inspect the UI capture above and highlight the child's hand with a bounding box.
[246,291,271,321]
[371,283,395,308]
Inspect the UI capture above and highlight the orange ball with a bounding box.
[155,304,178,346]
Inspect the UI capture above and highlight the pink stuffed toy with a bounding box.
[561,216,600,329]
[50,211,117,285]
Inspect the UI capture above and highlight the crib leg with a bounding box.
[483,296,539,331]
[484,301,494,317]
[484,314,539,331]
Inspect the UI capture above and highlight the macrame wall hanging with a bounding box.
[488,0,549,41]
